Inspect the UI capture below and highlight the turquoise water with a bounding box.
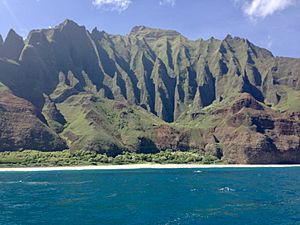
[1,168,300,225]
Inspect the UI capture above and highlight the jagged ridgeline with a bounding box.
[1,19,300,163]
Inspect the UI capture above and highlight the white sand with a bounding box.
[1,164,300,172]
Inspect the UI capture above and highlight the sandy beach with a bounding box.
[1,164,300,172]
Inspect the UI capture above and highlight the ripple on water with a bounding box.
[106,193,118,198]
[0,181,50,185]
[0,168,300,225]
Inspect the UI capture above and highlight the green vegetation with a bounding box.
[1,20,300,164]
[0,150,221,167]
[274,87,300,113]
[174,93,242,130]
[55,93,165,153]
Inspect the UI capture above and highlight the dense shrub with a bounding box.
[0,150,221,167]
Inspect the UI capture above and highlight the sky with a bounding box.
[0,0,299,57]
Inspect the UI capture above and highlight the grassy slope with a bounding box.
[56,93,165,152]
[274,86,300,113]
[174,92,241,130]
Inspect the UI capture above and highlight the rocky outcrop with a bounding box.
[155,125,188,150]
[212,94,300,164]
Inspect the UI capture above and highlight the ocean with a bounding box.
[0,168,300,225]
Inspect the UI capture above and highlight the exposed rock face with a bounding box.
[213,94,300,164]
[154,125,193,151]
[0,91,67,151]
[0,20,300,163]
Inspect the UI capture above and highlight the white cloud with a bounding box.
[240,0,297,19]
[159,0,176,6]
[92,0,132,12]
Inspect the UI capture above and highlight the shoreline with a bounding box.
[1,164,300,172]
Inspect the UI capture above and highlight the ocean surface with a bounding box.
[1,168,300,225]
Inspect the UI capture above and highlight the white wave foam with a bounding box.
[218,187,236,192]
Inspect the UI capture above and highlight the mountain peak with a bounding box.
[63,19,78,26]
[0,29,24,60]
[91,27,107,40]
[130,25,149,33]
[129,25,182,40]
[224,34,233,40]
[91,27,105,36]
[92,27,99,33]
[0,35,3,45]
[5,29,23,43]
[57,19,82,31]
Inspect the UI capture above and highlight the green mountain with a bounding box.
[0,19,300,163]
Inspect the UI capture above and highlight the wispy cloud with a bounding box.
[235,0,298,20]
[159,0,176,6]
[92,0,132,12]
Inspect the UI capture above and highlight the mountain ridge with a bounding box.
[0,19,300,164]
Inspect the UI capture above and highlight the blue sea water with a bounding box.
[1,168,300,225]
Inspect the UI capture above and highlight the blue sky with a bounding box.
[0,0,299,57]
